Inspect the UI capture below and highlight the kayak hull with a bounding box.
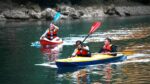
[56,54,127,68]
[40,37,63,46]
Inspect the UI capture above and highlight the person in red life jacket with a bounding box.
[46,23,59,40]
[99,38,117,56]
[71,40,91,57]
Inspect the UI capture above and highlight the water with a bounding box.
[0,16,150,84]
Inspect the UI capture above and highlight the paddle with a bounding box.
[106,50,135,56]
[49,12,61,26]
[82,21,102,42]
[120,50,135,55]
[53,12,61,22]
[92,50,135,56]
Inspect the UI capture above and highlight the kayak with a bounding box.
[56,54,127,68]
[40,37,63,45]
[40,29,63,46]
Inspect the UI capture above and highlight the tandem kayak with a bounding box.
[56,54,127,68]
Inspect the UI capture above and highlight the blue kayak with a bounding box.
[56,54,127,68]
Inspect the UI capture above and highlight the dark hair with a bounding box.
[76,40,82,44]
[105,38,111,43]
[75,40,84,46]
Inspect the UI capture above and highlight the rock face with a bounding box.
[28,10,42,19]
[0,14,6,21]
[103,5,121,16]
[41,8,57,20]
[80,7,105,18]
[0,3,150,21]
[116,6,150,16]
[58,5,105,19]
[3,10,30,19]
[59,5,82,19]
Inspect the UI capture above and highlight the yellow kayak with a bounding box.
[56,54,127,68]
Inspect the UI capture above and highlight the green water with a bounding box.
[0,16,150,84]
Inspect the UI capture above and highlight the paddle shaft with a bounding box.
[82,34,90,43]
[92,51,135,56]
[49,12,61,26]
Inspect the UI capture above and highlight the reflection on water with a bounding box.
[40,44,63,62]
[63,27,150,44]
[56,64,124,84]
[122,63,150,84]
[56,59,150,84]
[35,44,63,68]
[77,69,89,84]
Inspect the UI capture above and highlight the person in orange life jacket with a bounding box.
[71,40,91,57]
[99,38,117,56]
[46,23,59,40]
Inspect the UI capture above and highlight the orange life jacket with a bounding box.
[103,44,112,52]
[47,30,58,40]
[76,49,88,56]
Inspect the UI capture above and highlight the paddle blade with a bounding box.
[54,12,61,22]
[89,21,102,34]
[122,50,135,55]
[82,21,102,42]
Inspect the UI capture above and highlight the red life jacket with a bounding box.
[103,44,112,52]
[76,49,88,56]
[47,30,58,40]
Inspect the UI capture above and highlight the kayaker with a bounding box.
[71,40,91,57]
[46,23,59,40]
[99,38,117,56]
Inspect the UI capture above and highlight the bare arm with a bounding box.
[53,25,59,31]
[71,49,78,57]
